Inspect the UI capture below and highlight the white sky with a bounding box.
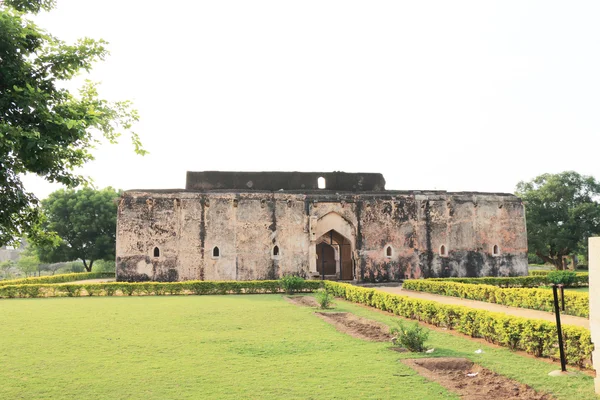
[23,0,600,198]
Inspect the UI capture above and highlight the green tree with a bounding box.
[0,0,145,246]
[516,171,600,270]
[17,254,40,277]
[0,260,16,279]
[32,187,119,272]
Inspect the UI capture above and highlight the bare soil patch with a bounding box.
[316,312,392,342]
[285,296,320,307]
[402,357,553,400]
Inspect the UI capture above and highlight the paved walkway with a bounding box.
[375,286,589,329]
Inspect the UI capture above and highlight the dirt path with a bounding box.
[316,312,392,341]
[59,278,116,285]
[402,357,553,400]
[375,286,589,329]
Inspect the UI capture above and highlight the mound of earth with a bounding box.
[285,296,320,307]
[316,312,392,342]
[403,357,553,400]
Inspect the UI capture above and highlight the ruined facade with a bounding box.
[116,171,528,282]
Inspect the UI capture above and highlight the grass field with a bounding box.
[0,295,595,399]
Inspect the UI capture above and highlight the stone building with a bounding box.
[116,171,528,282]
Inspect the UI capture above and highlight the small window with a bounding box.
[493,245,499,256]
[318,177,326,189]
[213,246,220,258]
[273,245,279,256]
[385,245,393,258]
[439,245,447,257]
[153,247,160,257]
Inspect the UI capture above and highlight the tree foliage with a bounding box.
[516,171,600,270]
[0,0,144,246]
[17,254,39,277]
[32,187,119,272]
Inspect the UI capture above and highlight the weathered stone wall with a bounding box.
[116,190,527,282]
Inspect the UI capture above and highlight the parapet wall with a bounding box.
[185,171,386,192]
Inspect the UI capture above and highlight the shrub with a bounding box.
[402,279,589,318]
[315,289,333,309]
[92,260,116,273]
[323,281,593,368]
[390,321,429,352]
[547,271,577,287]
[68,262,85,273]
[280,275,306,294]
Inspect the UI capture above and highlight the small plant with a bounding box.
[390,321,429,352]
[315,289,333,309]
[280,274,305,294]
[547,271,577,287]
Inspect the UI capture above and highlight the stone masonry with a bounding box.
[116,171,528,282]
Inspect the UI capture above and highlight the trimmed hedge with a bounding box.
[0,280,322,299]
[426,273,588,288]
[402,279,589,318]
[0,272,115,287]
[324,281,593,368]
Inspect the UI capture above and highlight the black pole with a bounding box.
[330,231,334,280]
[321,243,325,281]
[560,284,565,312]
[552,284,567,372]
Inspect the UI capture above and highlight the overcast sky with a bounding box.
[23,0,600,198]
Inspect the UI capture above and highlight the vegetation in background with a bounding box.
[92,260,116,273]
[0,260,17,280]
[516,171,600,270]
[30,187,119,272]
[0,0,145,247]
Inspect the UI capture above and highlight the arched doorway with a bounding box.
[316,242,336,275]
[316,230,353,280]
[310,212,356,280]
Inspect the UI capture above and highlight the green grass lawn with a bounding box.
[0,295,595,400]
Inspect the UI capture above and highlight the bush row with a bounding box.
[324,281,593,368]
[426,273,588,288]
[402,279,589,318]
[0,280,322,298]
[0,272,115,287]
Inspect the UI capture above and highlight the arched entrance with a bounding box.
[316,230,353,280]
[310,212,356,281]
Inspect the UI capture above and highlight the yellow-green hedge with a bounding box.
[0,272,115,287]
[402,279,589,318]
[427,273,588,288]
[323,281,593,368]
[0,280,321,298]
